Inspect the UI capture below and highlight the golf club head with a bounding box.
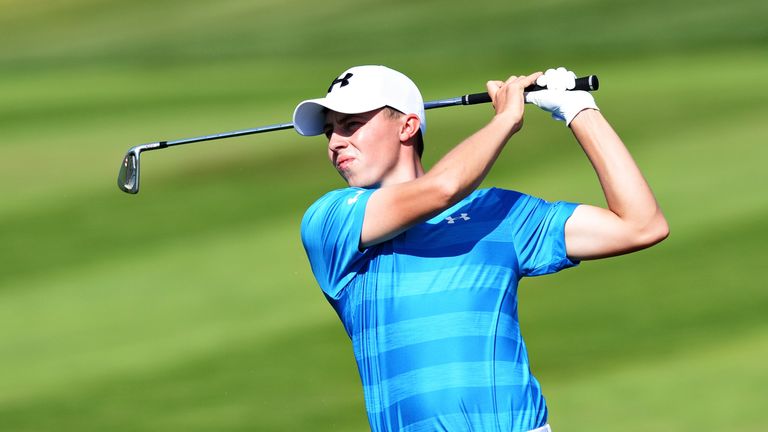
[117,148,140,194]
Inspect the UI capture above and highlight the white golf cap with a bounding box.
[292,65,426,137]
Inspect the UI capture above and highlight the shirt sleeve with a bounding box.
[503,190,580,277]
[300,188,374,299]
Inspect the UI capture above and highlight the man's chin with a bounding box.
[343,176,379,189]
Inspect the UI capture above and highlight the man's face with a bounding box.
[324,108,404,188]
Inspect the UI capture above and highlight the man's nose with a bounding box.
[328,132,348,151]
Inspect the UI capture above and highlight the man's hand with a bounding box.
[486,72,543,137]
[525,67,599,126]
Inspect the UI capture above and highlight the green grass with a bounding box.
[546,327,768,431]
[1,0,767,430]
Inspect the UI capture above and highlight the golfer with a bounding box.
[293,65,668,432]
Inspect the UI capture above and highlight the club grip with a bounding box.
[462,75,599,106]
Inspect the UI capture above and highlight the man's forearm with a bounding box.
[571,110,653,218]
[359,73,540,248]
[425,113,518,203]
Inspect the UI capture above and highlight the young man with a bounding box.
[293,65,668,432]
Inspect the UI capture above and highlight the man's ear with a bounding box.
[398,114,421,143]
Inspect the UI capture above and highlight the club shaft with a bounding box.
[161,122,295,148]
[138,75,599,149]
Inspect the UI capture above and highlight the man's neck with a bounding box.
[378,157,425,187]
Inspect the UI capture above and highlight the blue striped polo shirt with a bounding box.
[301,187,579,432]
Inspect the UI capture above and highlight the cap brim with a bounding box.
[292,99,328,136]
[293,97,389,136]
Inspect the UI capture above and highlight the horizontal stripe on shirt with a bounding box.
[353,311,519,360]
[364,361,533,414]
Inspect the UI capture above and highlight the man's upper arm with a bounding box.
[564,204,667,261]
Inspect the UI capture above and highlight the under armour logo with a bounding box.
[328,72,353,93]
[347,190,365,205]
[445,213,470,224]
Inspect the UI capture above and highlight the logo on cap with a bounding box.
[327,72,354,93]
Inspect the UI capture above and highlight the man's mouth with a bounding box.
[336,155,355,170]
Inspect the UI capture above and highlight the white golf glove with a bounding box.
[524,67,599,126]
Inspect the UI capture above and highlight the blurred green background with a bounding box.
[1,0,766,430]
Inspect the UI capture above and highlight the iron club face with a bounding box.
[117,148,140,194]
[117,142,165,194]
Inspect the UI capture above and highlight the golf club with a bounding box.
[117,75,598,194]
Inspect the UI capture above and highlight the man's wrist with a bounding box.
[568,108,601,129]
[489,112,522,140]
[566,105,600,127]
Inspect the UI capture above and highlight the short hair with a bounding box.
[383,106,424,158]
